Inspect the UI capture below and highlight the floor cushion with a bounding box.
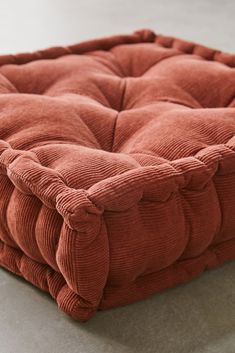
[0,29,235,321]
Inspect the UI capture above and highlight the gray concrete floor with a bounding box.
[0,1,235,352]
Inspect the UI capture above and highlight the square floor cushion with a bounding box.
[0,29,235,321]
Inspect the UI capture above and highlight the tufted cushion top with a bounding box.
[0,29,235,321]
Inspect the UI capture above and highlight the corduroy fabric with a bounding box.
[0,29,235,321]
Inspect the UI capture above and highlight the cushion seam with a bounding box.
[0,29,234,68]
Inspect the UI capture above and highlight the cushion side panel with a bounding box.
[0,240,97,321]
[0,140,110,320]
[100,237,235,309]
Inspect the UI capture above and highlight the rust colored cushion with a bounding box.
[0,29,235,321]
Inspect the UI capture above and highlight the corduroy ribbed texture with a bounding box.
[0,29,235,321]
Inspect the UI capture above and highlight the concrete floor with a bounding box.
[0,1,235,352]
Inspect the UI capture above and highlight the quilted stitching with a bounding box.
[0,29,235,321]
